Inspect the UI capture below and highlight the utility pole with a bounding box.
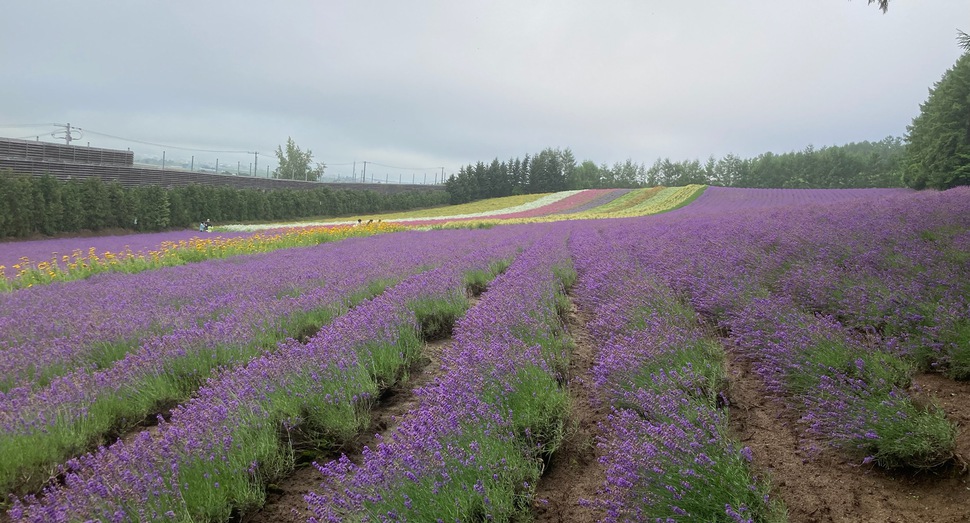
[253,151,258,176]
[191,155,194,171]
[352,161,356,182]
[52,123,81,145]
[162,151,166,170]
[440,167,444,184]
[362,161,367,183]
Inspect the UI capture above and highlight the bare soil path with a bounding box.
[726,353,970,523]
[531,297,607,523]
[240,336,453,523]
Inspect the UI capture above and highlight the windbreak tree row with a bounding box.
[0,170,448,239]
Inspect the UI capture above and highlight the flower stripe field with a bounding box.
[213,193,553,230]
[578,186,664,215]
[569,227,784,522]
[0,222,402,291]
[217,186,706,231]
[306,228,576,522]
[0,228,528,499]
[9,228,537,522]
[551,188,634,215]
[221,192,575,231]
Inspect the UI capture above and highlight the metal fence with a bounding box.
[0,137,133,166]
[0,138,444,194]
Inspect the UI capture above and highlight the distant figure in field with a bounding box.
[367,219,373,225]
[199,221,206,232]
[356,219,362,227]
[200,219,211,232]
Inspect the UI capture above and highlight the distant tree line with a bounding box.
[444,139,907,204]
[0,171,448,239]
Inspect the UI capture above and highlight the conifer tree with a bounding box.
[903,53,970,189]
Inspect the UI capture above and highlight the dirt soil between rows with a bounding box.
[241,337,453,523]
[726,353,970,523]
[531,297,608,523]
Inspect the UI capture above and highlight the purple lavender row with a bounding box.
[0,233,408,392]
[612,189,967,466]
[636,187,970,372]
[639,187,970,376]
[568,226,781,523]
[0,229,523,497]
[729,297,955,468]
[668,185,912,215]
[9,228,534,522]
[306,226,574,522]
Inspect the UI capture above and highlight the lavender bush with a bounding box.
[9,232,528,522]
[569,227,783,522]
[611,187,968,468]
[306,229,575,522]
[0,229,529,497]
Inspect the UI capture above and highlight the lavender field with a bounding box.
[2,186,969,522]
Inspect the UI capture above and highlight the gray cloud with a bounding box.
[1,0,965,176]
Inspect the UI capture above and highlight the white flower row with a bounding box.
[218,190,584,232]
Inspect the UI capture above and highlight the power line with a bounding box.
[80,128,259,155]
[0,123,59,128]
[366,161,445,171]
[12,132,54,140]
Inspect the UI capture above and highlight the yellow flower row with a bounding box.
[0,222,404,292]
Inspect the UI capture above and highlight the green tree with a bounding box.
[274,137,325,181]
[569,160,604,189]
[903,52,970,189]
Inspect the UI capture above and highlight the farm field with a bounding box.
[0,186,700,290]
[1,186,969,522]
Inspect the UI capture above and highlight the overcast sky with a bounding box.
[1,1,966,180]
